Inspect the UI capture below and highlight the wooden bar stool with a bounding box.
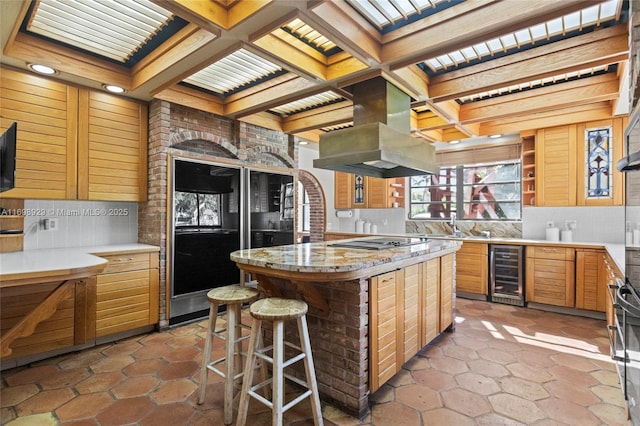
[236,297,323,426]
[197,284,260,425]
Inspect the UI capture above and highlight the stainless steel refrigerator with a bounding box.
[169,158,294,325]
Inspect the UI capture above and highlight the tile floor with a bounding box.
[0,298,631,425]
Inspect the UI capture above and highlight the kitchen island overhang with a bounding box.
[231,237,461,418]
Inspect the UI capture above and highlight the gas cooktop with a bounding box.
[330,237,428,250]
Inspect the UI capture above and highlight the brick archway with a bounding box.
[298,170,326,242]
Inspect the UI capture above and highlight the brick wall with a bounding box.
[138,99,301,326]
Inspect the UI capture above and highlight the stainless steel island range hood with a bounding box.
[314,77,436,178]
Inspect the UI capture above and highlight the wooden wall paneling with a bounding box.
[369,271,398,392]
[0,67,78,199]
[439,253,454,332]
[401,263,420,364]
[334,171,353,209]
[421,258,440,346]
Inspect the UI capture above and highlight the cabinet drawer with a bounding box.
[459,241,489,255]
[100,253,151,274]
[527,246,574,261]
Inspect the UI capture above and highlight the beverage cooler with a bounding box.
[169,158,294,325]
[489,244,525,306]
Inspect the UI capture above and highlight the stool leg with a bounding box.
[233,304,243,379]
[297,315,324,426]
[272,319,284,426]
[236,317,261,426]
[224,304,237,425]
[198,301,219,404]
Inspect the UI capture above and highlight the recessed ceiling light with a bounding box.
[28,63,57,75]
[299,141,308,145]
[103,84,126,94]
[489,134,502,139]
[449,140,460,144]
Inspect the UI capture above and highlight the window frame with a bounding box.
[409,160,522,221]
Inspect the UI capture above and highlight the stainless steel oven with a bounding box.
[617,101,640,424]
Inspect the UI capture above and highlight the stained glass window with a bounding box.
[585,127,612,198]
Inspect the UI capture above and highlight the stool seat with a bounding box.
[249,297,308,321]
[207,284,259,304]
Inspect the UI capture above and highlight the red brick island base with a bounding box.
[231,237,460,418]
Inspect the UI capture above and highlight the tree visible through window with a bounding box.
[410,161,521,220]
[174,192,221,226]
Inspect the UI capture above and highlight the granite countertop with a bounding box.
[0,243,159,277]
[231,237,461,274]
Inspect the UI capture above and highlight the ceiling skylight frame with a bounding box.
[269,91,346,117]
[422,0,623,74]
[26,0,175,63]
[182,49,284,95]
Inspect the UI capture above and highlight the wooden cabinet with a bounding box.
[94,251,159,338]
[575,249,607,312]
[603,253,623,342]
[456,241,488,296]
[535,125,577,207]
[334,171,404,209]
[0,66,148,202]
[526,246,575,307]
[0,198,24,253]
[533,118,625,207]
[369,253,454,392]
[78,89,148,202]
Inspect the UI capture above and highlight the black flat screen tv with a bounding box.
[0,122,17,193]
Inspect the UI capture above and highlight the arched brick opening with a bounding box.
[298,170,326,242]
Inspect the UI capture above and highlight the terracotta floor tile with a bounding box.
[454,372,501,395]
[94,396,154,426]
[466,359,510,378]
[111,375,160,399]
[156,360,199,381]
[442,388,492,417]
[99,339,142,357]
[498,376,549,401]
[4,365,59,386]
[395,383,441,411]
[90,355,135,373]
[3,412,58,426]
[14,388,75,416]
[38,368,90,390]
[588,402,631,426]
[74,371,124,394]
[590,384,627,407]
[149,379,198,404]
[488,393,546,424]
[544,379,600,406]
[55,392,114,422]
[475,412,526,425]
[420,407,476,426]
[162,346,200,362]
[369,401,421,426]
[548,364,599,387]
[139,402,195,425]
[122,358,168,376]
[0,384,39,407]
[133,343,170,360]
[411,369,456,391]
[537,397,601,425]
[506,361,554,383]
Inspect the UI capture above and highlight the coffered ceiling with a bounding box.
[0,0,630,145]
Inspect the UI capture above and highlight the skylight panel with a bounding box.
[563,11,581,31]
[270,91,344,116]
[600,0,619,19]
[449,51,466,64]
[183,49,282,94]
[486,38,503,53]
[546,17,564,36]
[529,23,547,40]
[500,34,517,50]
[514,29,531,45]
[437,54,454,67]
[461,47,477,60]
[581,4,601,25]
[473,43,490,57]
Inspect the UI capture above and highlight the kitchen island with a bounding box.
[231,237,461,418]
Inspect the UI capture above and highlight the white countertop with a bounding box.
[0,244,159,277]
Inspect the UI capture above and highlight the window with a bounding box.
[410,161,521,220]
[298,185,311,232]
[174,191,221,226]
[585,127,612,199]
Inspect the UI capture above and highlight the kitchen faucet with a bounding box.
[450,213,460,236]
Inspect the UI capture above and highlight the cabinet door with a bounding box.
[421,258,440,346]
[439,253,454,332]
[366,177,388,208]
[78,89,148,201]
[334,171,353,209]
[0,67,78,199]
[535,125,577,206]
[456,242,488,295]
[526,247,575,307]
[575,249,607,312]
[400,263,421,364]
[369,271,398,392]
[95,252,159,338]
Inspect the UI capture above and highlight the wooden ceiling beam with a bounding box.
[478,102,614,135]
[459,73,621,123]
[282,101,353,133]
[430,24,628,102]
[153,0,273,31]
[153,84,224,116]
[382,0,595,69]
